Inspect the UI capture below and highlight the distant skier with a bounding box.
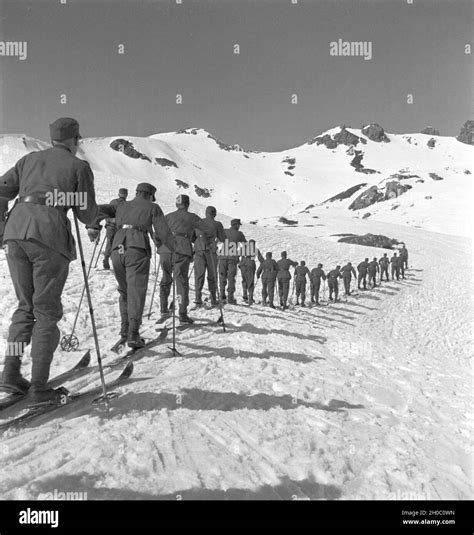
[400,243,408,269]
[379,253,389,282]
[367,257,379,287]
[219,218,246,304]
[159,194,206,324]
[256,252,278,308]
[357,258,369,290]
[340,262,356,296]
[276,251,298,310]
[193,205,226,307]
[310,263,326,305]
[294,261,310,306]
[102,188,128,270]
[239,239,257,305]
[390,252,400,281]
[89,183,175,347]
[327,265,342,301]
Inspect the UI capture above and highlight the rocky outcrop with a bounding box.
[155,158,178,168]
[194,185,212,198]
[427,138,436,149]
[279,217,298,225]
[325,183,367,203]
[456,120,474,145]
[175,179,189,189]
[350,151,379,174]
[349,181,412,210]
[110,139,152,162]
[338,233,400,249]
[361,124,390,143]
[421,126,440,136]
[429,173,444,181]
[308,127,365,149]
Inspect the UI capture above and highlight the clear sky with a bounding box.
[0,0,472,151]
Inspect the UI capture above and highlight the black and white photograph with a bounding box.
[0,0,472,529]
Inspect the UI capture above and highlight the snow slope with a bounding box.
[0,130,472,500]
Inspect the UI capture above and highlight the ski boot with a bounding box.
[179,313,194,325]
[28,385,70,407]
[1,356,31,395]
[103,258,110,270]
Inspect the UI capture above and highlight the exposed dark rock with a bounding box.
[283,157,296,165]
[456,120,474,145]
[325,183,367,203]
[338,233,400,249]
[425,195,432,199]
[279,217,298,225]
[110,139,152,162]
[175,179,190,189]
[465,170,471,175]
[194,185,212,198]
[390,173,420,180]
[155,157,178,168]
[416,179,425,183]
[284,171,294,176]
[349,181,411,210]
[350,151,379,174]
[427,138,436,149]
[421,126,440,136]
[361,124,390,143]
[333,127,361,146]
[429,173,444,181]
[362,213,371,219]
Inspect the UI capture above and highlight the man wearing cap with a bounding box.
[219,218,247,304]
[238,239,257,305]
[158,194,207,324]
[193,205,226,307]
[102,188,128,270]
[0,117,100,404]
[310,263,326,305]
[88,182,175,347]
[276,251,298,310]
[256,252,278,308]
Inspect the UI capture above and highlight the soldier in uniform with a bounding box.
[327,265,342,301]
[310,263,326,305]
[88,183,175,348]
[0,118,100,404]
[294,261,310,306]
[379,253,390,282]
[390,252,400,280]
[0,197,8,247]
[219,218,246,304]
[159,195,206,323]
[357,258,369,290]
[256,252,278,308]
[400,244,408,270]
[102,188,128,269]
[276,251,298,310]
[239,239,257,305]
[367,257,379,287]
[340,262,356,295]
[193,205,226,307]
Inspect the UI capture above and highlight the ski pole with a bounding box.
[147,254,160,319]
[209,252,226,332]
[93,233,107,268]
[168,254,181,356]
[72,212,113,408]
[60,236,100,351]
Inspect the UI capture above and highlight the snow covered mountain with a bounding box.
[1,122,472,237]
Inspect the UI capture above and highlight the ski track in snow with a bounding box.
[0,211,472,500]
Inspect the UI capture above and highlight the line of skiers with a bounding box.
[0,117,410,405]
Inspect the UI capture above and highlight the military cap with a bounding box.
[119,188,128,196]
[136,183,156,196]
[206,205,217,216]
[231,218,241,226]
[49,117,81,141]
[176,194,190,206]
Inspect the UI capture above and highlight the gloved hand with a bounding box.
[87,228,100,243]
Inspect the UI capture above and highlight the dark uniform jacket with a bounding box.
[390,255,399,266]
[276,258,298,280]
[357,261,369,274]
[239,256,256,273]
[368,260,379,273]
[400,247,408,259]
[0,145,99,260]
[379,256,389,267]
[327,269,342,281]
[105,197,126,230]
[95,197,175,257]
[310,267,326,282]
[194,217,226,253]
[257,258,278,281]
[341,264,357,279]
[221,227,247,259]
[295,266,310,282]
[158,208,207,257]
